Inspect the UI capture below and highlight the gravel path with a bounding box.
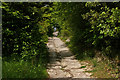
[47,37,92,78]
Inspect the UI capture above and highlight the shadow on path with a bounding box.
[47,37,92,78]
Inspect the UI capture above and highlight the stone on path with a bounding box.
[47,37,92,78]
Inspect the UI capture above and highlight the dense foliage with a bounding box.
[51,2,120,77]
[52,2,120,60]
[2,2,120,78]
[83,2,120,58]
[2,2,53,78]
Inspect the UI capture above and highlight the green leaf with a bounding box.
[98,35,103,39]
[80,66,86,68]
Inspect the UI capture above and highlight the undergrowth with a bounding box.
[2,55,49,79]
[2,60,48,78]
[83,57,119,78]
[61,37,119,78]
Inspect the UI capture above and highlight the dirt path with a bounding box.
[47,37,92,78]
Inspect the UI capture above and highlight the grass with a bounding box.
[59,36,119,78]
[79,57,119,78]
[2,58,49,79]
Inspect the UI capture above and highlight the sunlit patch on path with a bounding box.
[47,37,92,78]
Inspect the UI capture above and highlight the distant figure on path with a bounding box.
[54,27,57,32]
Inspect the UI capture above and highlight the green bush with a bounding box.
[2,60,48,78]
[53,2,120,60]
[2,2,52,78]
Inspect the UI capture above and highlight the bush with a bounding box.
[2,60,48,78]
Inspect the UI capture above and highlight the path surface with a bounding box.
[47,37,92,78]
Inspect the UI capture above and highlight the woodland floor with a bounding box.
[47,37,94,78]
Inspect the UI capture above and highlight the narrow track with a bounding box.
[47,37,92,78]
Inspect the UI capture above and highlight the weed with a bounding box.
[80,66,86,68]
[2,60,48,78]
